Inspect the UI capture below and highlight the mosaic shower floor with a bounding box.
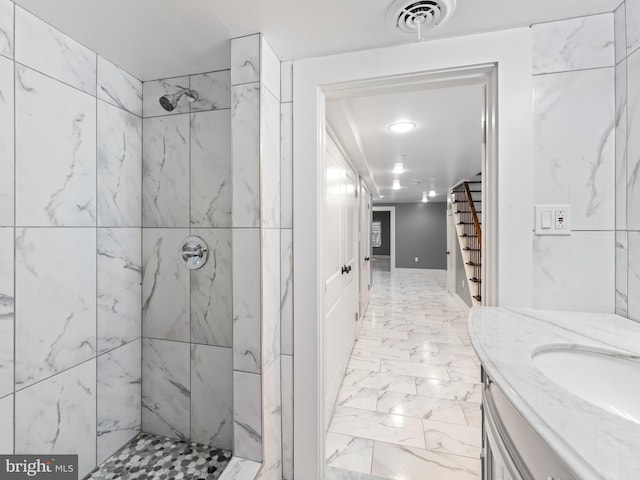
[86,433,232,480]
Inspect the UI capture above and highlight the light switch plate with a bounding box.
[535,205,571,235]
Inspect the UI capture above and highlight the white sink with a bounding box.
[532,345,640,424]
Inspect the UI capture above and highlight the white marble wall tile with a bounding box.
[616,231,628,317]
[616,60,628,230]
[190,70,231,112]
[532,14,615,75]
[142,115,189,227]
[533,232,615,313]
[14,6,96,95]
[142,228,190,342]
[281,354,293,480]
[143,76,190,117]
[15,65,96,227]
[628,49,640,230]
[0,0,13,59]
[191,110,232,227]
[191,344,233,449]
[97,228,141,353]
[232,229,261,373]
[371,441,480,480]
[97,57,143,117]
[97,100,142,227]
[281,61,293,103]
[0,229,12,398]
[0,395,12,453]
[191,229,232,347]
[280,102,293,229]
[256,358,282,480]
[627,0,640,56]
[15,228,96,388]
[97,340,141,464]
[142,338,190,440]
[534,68,615,230]
[0,56,13,226]
[232,83,260,228]
[628,232,640,322]
[262,229,281,369]
[281,229,293,355]
[15,360,97,477]
[261,37,281,101]
[261,86,281,229]
[233,371,262,462]
[231,34,260,86]
[615,3,627,65]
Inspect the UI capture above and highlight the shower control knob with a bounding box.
[179,236,209,270]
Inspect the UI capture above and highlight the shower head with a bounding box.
[158,88,198,112]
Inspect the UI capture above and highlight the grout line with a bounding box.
[532,64,615,77]
[95,53,99,467]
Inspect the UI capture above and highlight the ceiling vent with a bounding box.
[388,0,456,36]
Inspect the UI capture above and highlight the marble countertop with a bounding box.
[468,307,640,480]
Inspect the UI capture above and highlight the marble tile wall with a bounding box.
[231,34,286,474]
[0,5,144,476]
[140,66,234,450]
[532,13,617,313]
[615,0,640,322]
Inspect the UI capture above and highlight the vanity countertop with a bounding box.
[468,307,640,480]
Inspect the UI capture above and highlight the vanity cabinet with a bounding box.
[481,369,577,480]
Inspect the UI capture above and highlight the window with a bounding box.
[372,221,382,248]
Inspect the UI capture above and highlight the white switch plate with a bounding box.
[535,205,571,235]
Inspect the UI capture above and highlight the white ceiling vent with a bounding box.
[388,0,457,36]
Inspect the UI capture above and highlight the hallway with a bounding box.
[326,264,482,479]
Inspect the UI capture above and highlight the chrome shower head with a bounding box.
[158,88,198,112]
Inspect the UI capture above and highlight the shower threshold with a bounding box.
[86,433,232,480]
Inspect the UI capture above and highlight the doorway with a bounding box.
[292,28,533,479]
[372,206,395,273]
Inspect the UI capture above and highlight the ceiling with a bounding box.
[327,83,484,204]
[12,0,621,81]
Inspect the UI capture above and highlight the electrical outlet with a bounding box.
[414,256,419,262]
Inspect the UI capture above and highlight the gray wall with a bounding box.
[372,210,391,256]
[377,203,447,269]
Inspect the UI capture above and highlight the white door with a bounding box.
[323,135,358,428]
[359,181,371,320]
[447,211,456,295]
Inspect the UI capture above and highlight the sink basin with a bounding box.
[532,345,640,424]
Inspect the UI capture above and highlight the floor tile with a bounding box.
[342,370,417,395]
[447,365,481,384]
[461,402,482,427]
[326,433,374,474]
[380,359,450,380]
[371,441,480,480]
[347,357,380,372]
[423,419,482,458]
[377,391,468,425]
[336,386,379,411]
[329,406,426,449]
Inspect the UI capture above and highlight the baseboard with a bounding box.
[395,268,447,274]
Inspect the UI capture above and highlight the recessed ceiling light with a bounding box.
[389,121,416,133]
[392,179,401,190]
[428,190,436,197]
[379,195,385,198]
[392,162,405,174]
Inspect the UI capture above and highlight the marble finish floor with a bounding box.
[326,267,482,480]
[87,433,232,480]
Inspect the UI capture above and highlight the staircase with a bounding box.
[451,176,482,305]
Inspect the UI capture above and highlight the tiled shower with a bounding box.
[0,1,294,479]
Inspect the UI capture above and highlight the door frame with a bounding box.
[372,206,396,272]
[292,28,533,479]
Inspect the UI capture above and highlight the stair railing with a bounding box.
[463,182,482,250]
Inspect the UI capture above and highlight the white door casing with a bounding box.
[447,211,456,295]
[359,180,372,320]
[292,28,533,479]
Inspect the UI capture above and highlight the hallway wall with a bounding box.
[377,203,447,269]
[140,68,233,449]
[0,2,142,475]
[614,0,640,323]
